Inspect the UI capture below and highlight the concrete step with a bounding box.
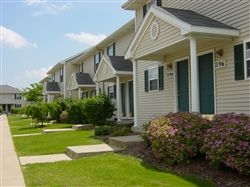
[72,124,94,130]
[66,144,124,159]
[42,128,74,134]
[108,135,144,150]
[19,154,71,165]
[201,114,214,121]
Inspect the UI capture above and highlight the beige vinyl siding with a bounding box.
[115,31,134,56]
[135,7,144,30]
[96,62,114,82]
[162,0,250,41]
[137,60,175,125]
[83,56,95,77]
[134,17,185,59]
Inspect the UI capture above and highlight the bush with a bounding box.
[95,125,112,136]
[145,112,210,165]
[47,102,62,122]
[83,94,115,126]
[111,125,132,136]
[202,113,250,175]
[67,99,86,124]
[28,102,49,126]
[11,108,20,114]
[0,108,3,113]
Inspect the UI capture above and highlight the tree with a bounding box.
[22,83,43,102]
[30,102,48,126]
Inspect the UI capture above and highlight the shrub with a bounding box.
[111,125,132,136]
[29,102,49,126]
[47,102,62,122]
[0,108,3,113]
[145,112,210,165]
[11,108,20,114]
[83,94,115,126]
[202,113,250,175]
[67,99,86,124]
[95,125,111,136]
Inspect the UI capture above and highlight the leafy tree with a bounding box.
[22,83,43,102]
[29,102,48,126]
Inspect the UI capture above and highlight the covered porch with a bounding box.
[42,82,62,103]
[125,6,239,129]
[94,55,134,122]
[67,72,96,99]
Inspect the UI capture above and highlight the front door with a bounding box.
[198,53,214,114]
[128,81,134,116]
[177,59,189,112]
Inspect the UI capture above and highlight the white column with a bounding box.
[125,81,130,118]
[190,37,200,113]
[78,88,81,99]
[116,76,121,122]
[132,60,139,130]
[96,82,100,95]
[63,64,67,98]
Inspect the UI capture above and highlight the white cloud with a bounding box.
[65,32,107,46]
[25,66,52,80]
[24,0,71,16]
[0,26,37,49]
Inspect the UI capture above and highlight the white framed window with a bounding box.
[108,85,114,99]
[107,43,115,56]
[244,40,250,78]
[94,51,101,72]
[148,66,159,91]
[15,94,21,100]
[52,73,55,81]
[143,0,162,17]
[79,62,83,73]
[60,67,64,82]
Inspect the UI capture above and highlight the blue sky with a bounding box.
[1,0,134,89]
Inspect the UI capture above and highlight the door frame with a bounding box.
[197,49,216,114]
[174,56,190,112]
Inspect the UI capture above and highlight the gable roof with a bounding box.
[109,56,133,72]
[125,6,239,59]
[75,73,95,86]
[46,82,60,92]
[0,85,21,94]
[163,7,236,30]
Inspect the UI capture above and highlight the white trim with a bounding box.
[148,65,159,92]
[94,55,115,82]
[78,85,96,88]
[244,39,250,79]
[115,71,133,75]
[67,73,78,91]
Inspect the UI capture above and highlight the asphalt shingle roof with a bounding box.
[0,85,21,94]
[75,73,95,85]
[46,82,60,92]
[109,56,133,72]
[162,7,237,30]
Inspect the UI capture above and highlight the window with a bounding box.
[107,43,115,56]
[60,67,64,82]
[144,66,164,92]
[81,91,89,99]
[234,41,250,80]
[143,0,162,17]
[108,85,116,99]
[15,94,21,100]
[15,104,22,108]
[52,73,55,81]
[245,41,250,78]
[79,62,83,73]
[94,51,101,72]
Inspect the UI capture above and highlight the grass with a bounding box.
[22,153,213,187]
[13,130,101,156]
[8,115,72,135]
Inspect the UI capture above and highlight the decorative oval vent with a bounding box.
[150,21,159,40]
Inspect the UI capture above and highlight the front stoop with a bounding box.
[66,144,124,159]
[72,124,94,130]
[108,135,144,150]
[42,128,74,134]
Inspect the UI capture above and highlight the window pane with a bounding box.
[150,79,158,90]
[149,67,158,79]
[247,60,250,78]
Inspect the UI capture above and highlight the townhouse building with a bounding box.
[122,0,250,130]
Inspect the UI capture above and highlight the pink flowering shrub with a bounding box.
[145,112,210,165]
[202,113,250,175]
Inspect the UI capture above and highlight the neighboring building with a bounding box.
[122,0,250,130]
[0,85,25,113]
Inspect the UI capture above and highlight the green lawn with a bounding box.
[13,130,101,156]
[8,115,72,135]
[22,153,213,187]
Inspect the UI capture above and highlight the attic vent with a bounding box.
[150,21,159,40]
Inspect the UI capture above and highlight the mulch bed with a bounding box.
[121,143,250,187]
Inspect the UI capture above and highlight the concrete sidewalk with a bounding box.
[0,114,26,186]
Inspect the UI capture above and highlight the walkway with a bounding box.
[0,114,26,186]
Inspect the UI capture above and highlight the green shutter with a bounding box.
[156,0,162,6]
[234,44,244,80]
[158,66,164,90]
[107,86,110,98]
[143,4,147,17]
[144,70,149,92]
[113,43,116,56]
[114,85,116,99]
